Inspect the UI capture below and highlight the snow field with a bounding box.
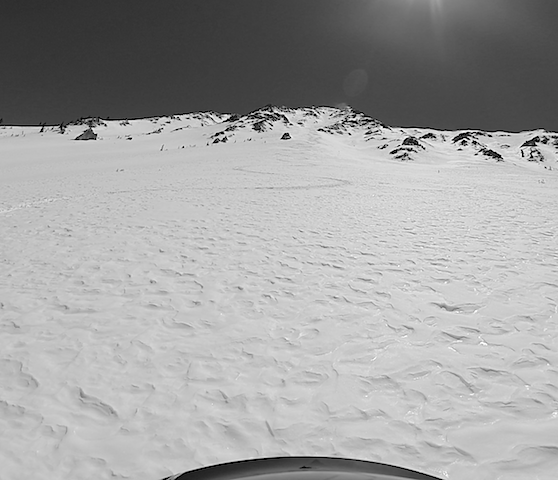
[1,118,558,480]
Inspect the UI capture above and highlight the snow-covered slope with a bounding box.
[2,105,557,172]
[1,106,557,480]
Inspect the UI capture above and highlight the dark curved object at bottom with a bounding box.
[163,456,443,480]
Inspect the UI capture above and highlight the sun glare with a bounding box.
[409,0,445,22]
[368,0,451,62]
[353,0,455,62]
[377,0,447,27]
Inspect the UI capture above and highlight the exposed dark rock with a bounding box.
[303,109,319,118]
[364,127,382,137]
[390,147,414,161]
[281,132,291,140]
[210,134,228,143]
[526,147,544,162]
[402,136,424,149]
[521,137,540,148]
[210,131,228,140]
[452,132,474,144]
[519,135,556,148]
[255,104,280,113]
[478,148,503,161]
[71,117,107,128]
[452,131,488,147]
[387,137,424,160]
[146,127,163,135]
[420,133,437,140]
[246,106,291,125]
[319,108,384,135]
[74,128,97,140]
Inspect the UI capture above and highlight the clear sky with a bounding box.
[2,0,557,132]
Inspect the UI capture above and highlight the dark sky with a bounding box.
[2,0,557,132]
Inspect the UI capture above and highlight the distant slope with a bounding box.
[1,105,556,172]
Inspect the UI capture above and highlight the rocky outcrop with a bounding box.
[520,135,558,148]
[253,121,267,132]
[420,132,437,140]
[281,132,291,140]
[519,136,558,161]
[318,108,385,135]
[389,136,425,161]
[245,105,292,131]
[402,136,424,148]
[74,128,97,140]
[526,147,544,162]
[71,117,107,128]
[521,136,540,148]
[452,131,489,148]
[478,147,503,161]
[389,148,413,161]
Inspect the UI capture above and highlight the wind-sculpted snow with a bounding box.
[1,113,558,480]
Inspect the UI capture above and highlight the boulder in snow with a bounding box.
[74,128,97,140]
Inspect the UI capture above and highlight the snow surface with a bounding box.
[1,107,557,480]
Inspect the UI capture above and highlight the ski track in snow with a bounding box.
[1,140,558,480]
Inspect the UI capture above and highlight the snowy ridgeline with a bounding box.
[1,105,557,169]
[0,106,557,480]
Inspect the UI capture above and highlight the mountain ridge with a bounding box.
[1,105,556,170]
